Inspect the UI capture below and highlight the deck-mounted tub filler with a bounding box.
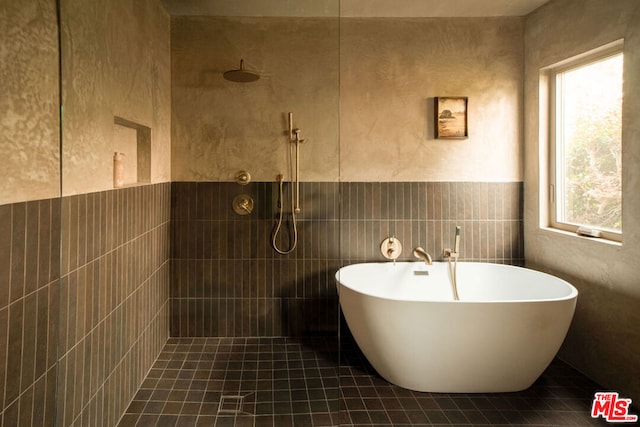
[336,261,578,393]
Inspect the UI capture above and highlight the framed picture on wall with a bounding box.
[434,97,468,139]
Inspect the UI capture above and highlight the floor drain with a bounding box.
[218,393,255,415]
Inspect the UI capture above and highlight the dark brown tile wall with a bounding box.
[340,182,524,264]
[170,181,523,338]
[0,198,60,426]
[56,183,171,427]
[1,180,523,425]
[171,182,341,338]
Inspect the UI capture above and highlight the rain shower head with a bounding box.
[223,59,260,83]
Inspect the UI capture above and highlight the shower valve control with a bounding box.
[232,194,254,216]
[381,237,402,260]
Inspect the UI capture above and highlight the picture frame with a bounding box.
[434,97,468,139]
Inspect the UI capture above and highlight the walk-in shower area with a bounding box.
[2,0,640,426]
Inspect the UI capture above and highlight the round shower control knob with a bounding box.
[232,194,254,215]
[381,237,402,260]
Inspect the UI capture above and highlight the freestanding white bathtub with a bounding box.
[336,261,578,393]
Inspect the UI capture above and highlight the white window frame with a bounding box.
[544,40,624,242]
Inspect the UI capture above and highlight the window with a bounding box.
[547,41,623,241]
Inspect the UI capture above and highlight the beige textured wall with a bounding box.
[340,18,523,182]
[0,0,60,205]
[171,17,340,182]
[172,17,522,183]
[61,0,171,196]
[524,0,640,403]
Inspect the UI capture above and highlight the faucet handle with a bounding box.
[381,237,402,260]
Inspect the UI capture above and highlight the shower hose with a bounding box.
[271,174,298,254]
[448,255,460,301]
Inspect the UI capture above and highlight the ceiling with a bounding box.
[161,0,551,18]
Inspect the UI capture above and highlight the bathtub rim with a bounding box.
[335,261,578,304]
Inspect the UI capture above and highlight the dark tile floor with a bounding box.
[117,336,617,426]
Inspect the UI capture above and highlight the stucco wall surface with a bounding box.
[61,0,171,196]
[171,17,340,182]
[0,0,60,205]
[171,16,523,184]
[339,17,523,182]
[524,0,640,404]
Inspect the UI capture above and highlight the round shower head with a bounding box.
[223,59,260,83]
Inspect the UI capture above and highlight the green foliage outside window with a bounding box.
[558,53,622,232]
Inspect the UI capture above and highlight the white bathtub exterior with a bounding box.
[336,262,578,393]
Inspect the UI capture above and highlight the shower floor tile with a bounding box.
[117,336,611,426]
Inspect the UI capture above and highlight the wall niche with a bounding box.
[113,116,151,187]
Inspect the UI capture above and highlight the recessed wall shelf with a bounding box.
[113,116,151,186]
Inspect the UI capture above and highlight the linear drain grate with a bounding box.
[218,392,255,415]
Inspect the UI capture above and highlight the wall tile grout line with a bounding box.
[2,181,525,424]
[170,181,524,338]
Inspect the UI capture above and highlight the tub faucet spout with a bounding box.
[413,247,432,265]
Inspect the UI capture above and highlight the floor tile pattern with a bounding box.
[118,337,615,426]
[117,337,340,427]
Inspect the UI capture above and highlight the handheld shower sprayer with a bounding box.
[443,226,462,301]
